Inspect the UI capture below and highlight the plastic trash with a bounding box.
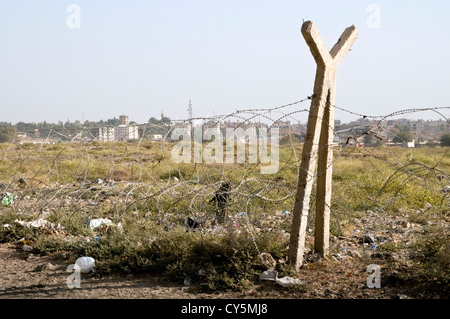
[185,217,201,231]
[89,218,113,229]
[259,270,302,287]
[15,219,61,229]
[196,269,206,276]
[275,276,302,287]
[2,192,14,207]
[275,211,291,216]
[14,237,26,245]
[259,269,278,281]
[362,234,376,244]
[183,277,192,286]
[22,245,33,252]
[75,257,95,273]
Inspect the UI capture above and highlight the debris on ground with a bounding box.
[275,276,302,287]
[259,269,278,281]
[21,245,33,252]
[88,218,113,230]
[185,217,201,231]
[2,192,14,207]
[259,269,302,287]
[15,218,62,230]
[256,252,276,270]
[75,257,95,273]
[275,211,290,216]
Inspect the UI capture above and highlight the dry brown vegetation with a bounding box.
[0,141,449,299]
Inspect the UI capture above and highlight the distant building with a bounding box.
[91,114,139,142]
[407,140,415,148]
[151,134,163,141]
[95,127,115,142]
[115,125,139,141]
[119,115,130,126]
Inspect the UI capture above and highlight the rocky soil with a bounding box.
[1,202,448,300]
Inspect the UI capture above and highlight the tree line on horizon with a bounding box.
[0,115,173,143]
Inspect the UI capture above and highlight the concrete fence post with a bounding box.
[288,21,358,272]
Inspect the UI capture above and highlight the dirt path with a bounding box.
[0,243,232,299]
[2,242,441,300]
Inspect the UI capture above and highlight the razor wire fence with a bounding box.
[0,97,449,258]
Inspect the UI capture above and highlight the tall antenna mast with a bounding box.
[188,99,193,123]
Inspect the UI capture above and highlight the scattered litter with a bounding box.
[237,212,247,216]
[259,269,302,287]
[332,253,348,261]
[15,218,62,229]
[259,269,278,281]
[424,202,433,209]
[2,192,14,207]
[275,276,302,287]
[183,277,192,287]
[97,179,104,184]
[86,237,101,243]
[196,269,206,276]
[362,234,376,244]
[22,245,33,252]
[88,218,113,230]
[275,211,291,216]
[443,185,450,193]
[14,237,26,246]
[185,217,201,231]
[75,257,95,273]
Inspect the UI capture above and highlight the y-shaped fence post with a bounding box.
[289,21,358,272]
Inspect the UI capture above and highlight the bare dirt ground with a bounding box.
[0,242,443,300]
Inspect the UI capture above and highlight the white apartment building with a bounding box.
[115,125,139,141]
[98,127,115,142]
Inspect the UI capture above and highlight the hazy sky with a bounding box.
[1,1,450,125]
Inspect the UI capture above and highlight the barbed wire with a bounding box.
[0,98,449,261]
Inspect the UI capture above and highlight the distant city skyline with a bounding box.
[1,1,450,125]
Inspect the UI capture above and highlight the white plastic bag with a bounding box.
[276,276,302,287]
[259,269,278,281]
[89,218,113,229]
[75,257,95,273]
